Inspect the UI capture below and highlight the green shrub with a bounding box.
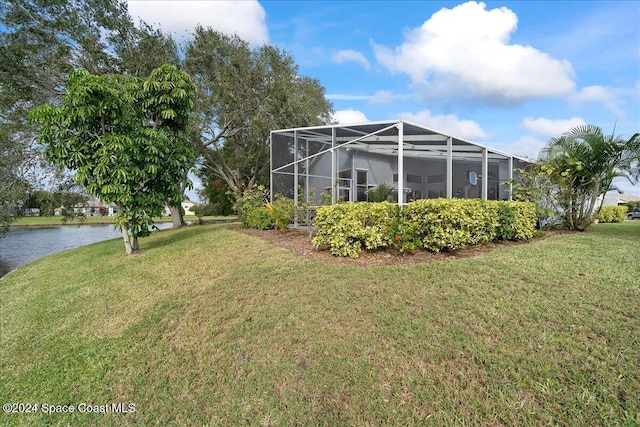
[266,196,295,232]
[495,201,537,241]
[242,207,274,230]
[235,185,268,220]
[597,205,627,223]
[367,184,394,203]
[296,187,317,235]
[495,202,517,240]
[241,195,295,232]
[404,199,498,252]
[192,203,221,217]
[312,202,397,258]
[389,206,422,254]
[313,199,537,258]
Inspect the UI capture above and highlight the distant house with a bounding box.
[161,200,197,216]
[58,199,198,217]
[181,200,196,215]
[23,208,41,217]
[602,193,640,207]
[54,206,65,216]
[64,199,119,216]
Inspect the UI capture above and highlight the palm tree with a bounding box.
[540,125,639,230]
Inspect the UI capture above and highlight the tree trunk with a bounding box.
[587,193,599,221]
[169,180,186,228]
[132,236,139,251]
[121,227,134,255]
[170,205,185,228]
[596,192,607,214]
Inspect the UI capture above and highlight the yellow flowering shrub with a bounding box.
[313,199,536,257]
[596,206,627,223]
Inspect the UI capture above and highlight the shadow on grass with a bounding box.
[140,223,235,252]
[195,218,238,225]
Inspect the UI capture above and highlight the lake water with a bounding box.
[0,223,172,278]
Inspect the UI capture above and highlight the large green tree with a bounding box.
[183,28,333,205]
[539,125,640,230]
[1,0,184,230]
[113,21,190,228]
[30,65,196,254]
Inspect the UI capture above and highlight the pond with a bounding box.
[0,223,172,278]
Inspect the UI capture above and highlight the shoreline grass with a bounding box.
[1,221,638,425]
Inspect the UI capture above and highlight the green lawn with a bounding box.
[1,221,639,426]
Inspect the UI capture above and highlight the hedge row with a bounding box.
[596,205,627,223]
[312,199,536,258]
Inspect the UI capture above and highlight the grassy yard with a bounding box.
[1,221,638,426]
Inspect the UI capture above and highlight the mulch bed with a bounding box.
[235,227,569,267]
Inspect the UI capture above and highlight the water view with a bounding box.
[0,222,172,278]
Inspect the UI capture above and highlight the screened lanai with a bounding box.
[270,120,530,206]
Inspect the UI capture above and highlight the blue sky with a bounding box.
[128,0,640,196]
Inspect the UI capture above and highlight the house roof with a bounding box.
[604,193,640,203]
[71,199,117,208]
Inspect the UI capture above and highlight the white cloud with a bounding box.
[326,94,372,101]
[370,90,396,104]
[370,90,414,105]
[127,0,268,45]
[498,135,546,160]
[325,90,414,105]
[372,1,575,104]
[612,179,640,197]
[332,109,369,124]
[395,109,488,140]
[570,85,624,117]
[523,116,587,137]
[332,49,371,70]
[326,90,411,104]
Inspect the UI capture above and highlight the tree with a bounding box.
[114,21,180,78]
[30,64,196,254]
[115,22,194,228]
[110,18,196,228]
[25,190,88,216]
[1,0,188,232]
[539,125,640,230]
[0,139,30,234]
[196,174,235,216]
[508,163,562,229]
[183,28,333,208]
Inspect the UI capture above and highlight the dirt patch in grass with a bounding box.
[236,227,570,267]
